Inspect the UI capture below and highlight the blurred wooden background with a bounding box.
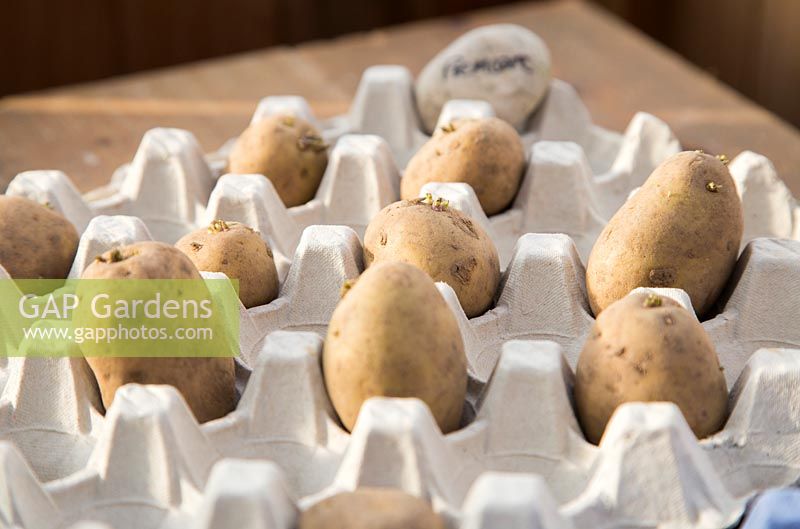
[1,0,798,128]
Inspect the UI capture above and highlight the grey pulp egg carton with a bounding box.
[0,208,798,529]
[3,323,800,529]
[2,72,800,529]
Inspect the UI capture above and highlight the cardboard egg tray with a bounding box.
[2,68,800,529]
[2,328,800,529]
[1,231,798,529]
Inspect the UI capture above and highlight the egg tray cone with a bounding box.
[2,68,800,529]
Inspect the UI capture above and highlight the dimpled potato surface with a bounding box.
[176,220,279,308]
[363,197,500,318]
[228,114,327,207]
[586,151,743,317]
[574,292,728,444]
[401,117,526,216]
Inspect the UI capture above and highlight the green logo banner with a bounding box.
[0,278,240,357]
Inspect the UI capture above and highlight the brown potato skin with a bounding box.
[228,114,327,207]
[175,220,279,308]
[574,292,728,444]
[586,151,743,317]
[0,195,78,280]
[81,241,236,423]
[323,261,467,433]
[363,198,500,318]
[400,118,526,216]
[299,488,446,529]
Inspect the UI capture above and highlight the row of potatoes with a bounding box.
[328,143,741,444]
[0,108,742,527]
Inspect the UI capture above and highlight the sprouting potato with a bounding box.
[176,220,279,308]
[401,117,526,216]
[228,114,328,207]
[574,292,728,444]
[363,196,500,318]
[586,151,744,318]
[80,241,236,423]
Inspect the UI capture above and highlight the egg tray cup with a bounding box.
[2,68,800,529]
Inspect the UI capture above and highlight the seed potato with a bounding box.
[299,488,445,529]
[323,261,467,433]
[586,151,744,317]
[574,292,728,444]
[363,197,500,318]
[175,220,279,308]
[0,195,78,281]
[80,241,236,423]
[401,117,526,216]
[228,114,328,207]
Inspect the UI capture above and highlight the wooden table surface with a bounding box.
[1,0,799,194]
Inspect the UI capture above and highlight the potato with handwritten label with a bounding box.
[415,24,551,133]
